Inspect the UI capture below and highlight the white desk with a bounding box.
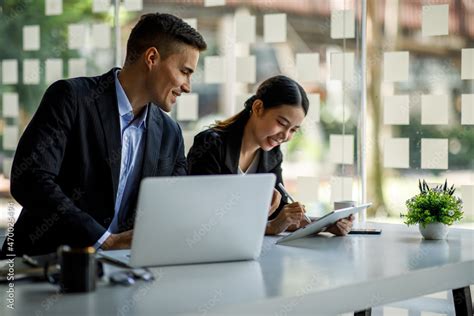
[1,223,473,315]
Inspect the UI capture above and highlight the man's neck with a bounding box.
[118,67,149,116]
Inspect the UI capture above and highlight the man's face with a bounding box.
[146,45,200,112]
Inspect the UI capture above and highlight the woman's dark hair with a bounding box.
[212,75,309,131]
[125,12,207,64]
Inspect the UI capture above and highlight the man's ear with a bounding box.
[252,99,265,117]
[144,47,160,69]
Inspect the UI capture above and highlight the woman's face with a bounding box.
[252,102,306,151]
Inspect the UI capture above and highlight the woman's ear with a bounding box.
[252,99,264,117]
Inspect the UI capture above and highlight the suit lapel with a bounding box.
[257,143,282,173]
[94,69,122,202]
[119,106,162,232]
[257,150,278,173]
[224,124,244,174]
[141,105,163,178]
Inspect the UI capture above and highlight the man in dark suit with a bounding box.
[1,13,207,256]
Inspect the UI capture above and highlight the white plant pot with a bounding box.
[419,222,449,240]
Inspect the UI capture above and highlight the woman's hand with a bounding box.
[266,202,307,235]
[325,215,355,236]
[268,189,282,216]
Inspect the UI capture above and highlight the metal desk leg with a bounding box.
[452,286,472,316]
[354,309,371,316]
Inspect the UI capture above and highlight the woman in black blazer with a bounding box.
[187,75,353,235]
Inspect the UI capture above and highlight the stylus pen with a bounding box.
[277,183,311,224]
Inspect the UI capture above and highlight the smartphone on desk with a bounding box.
[349,228,382,235]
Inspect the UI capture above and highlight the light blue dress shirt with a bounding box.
[94,70,148,248]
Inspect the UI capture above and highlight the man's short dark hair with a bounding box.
[125,12,207,64]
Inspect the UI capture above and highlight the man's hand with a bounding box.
[102,230,133,250]
[325,215,355,236]
[269,189,282,216]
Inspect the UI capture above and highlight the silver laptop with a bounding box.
[99,174,276,267]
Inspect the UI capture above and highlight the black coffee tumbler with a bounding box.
[58,245,96,293]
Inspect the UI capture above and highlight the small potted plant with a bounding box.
[402,179,463,240]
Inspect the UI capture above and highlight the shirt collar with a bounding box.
[114,69,148,129]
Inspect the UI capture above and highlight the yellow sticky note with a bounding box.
[297,177,319,203]
[235,14,255,43]
[421,138,448,170]
[23,59,40,85]
[204,56,225,84]
[2,60,18,84]
[331,10,355,39]
[296,53,319,83]
[68,24,87,49]
[68,59,87,78]
[123,0,142,11]
[176,93,199,121]
[330,177,353,203]
[92,23,111,49]
[236,56,256,83]
[384,51,409,82]
[46,0,62,16]
[384,95,409,125]
[93,0,111,13]
[422,4,449,36]
[421,94,448,125]
[2,158,13,179]
[46,59,63,84]
[330,134,354,165]
[3,125,19,150]
[302,94,320,132]
[182,130,195,155]
[461,48,474,80]
[23,25,40,51]
[330,52,354,81]
[264,14,287,43]
[2,93,19,118]
[461,94,474,125]
[461,185,474,217]
[204,0,225,6]
[234,94,252,115]
[384,138,409,169]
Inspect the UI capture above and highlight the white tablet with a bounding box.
[276,203,372,244]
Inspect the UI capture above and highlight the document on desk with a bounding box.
[276,203,371,244]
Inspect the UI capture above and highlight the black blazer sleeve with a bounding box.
[267,157,288,220]
[172,123,188,176]
[10,80,106,245]
[187,130,224,175]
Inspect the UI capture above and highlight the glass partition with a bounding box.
[0,0,472,227]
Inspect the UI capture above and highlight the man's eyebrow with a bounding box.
[278,115,300,128]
